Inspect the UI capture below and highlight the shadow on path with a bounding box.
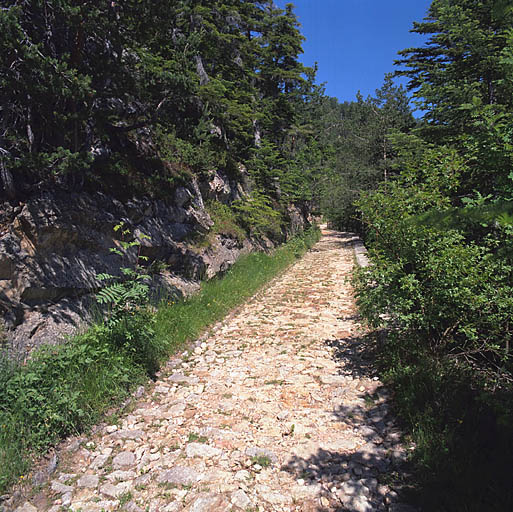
[281,332,415,511]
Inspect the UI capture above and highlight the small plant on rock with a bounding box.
[251,455,272,468]
[96,222,151,326]
[187,432,208,443]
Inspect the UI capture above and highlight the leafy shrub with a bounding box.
[232,190,283,239]
[205,201,246,243]
[95,223,167,374]
[0,324,145,490]
[96,222,151,326]
[104,310,163,376]
[354,183,513,373]
[353,176,513,510]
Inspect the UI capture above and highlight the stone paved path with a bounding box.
[11,228,412,512]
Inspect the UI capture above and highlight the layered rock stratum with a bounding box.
[0,169,310,355]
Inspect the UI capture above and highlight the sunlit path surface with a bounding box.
[11,228,414,512]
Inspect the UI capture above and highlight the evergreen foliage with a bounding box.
[0,0,315,212]
[396,0,513,139]
[316,77,415,229]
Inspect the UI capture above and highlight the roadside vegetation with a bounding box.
[3,0,513,509]
[0,226,320,493]
[321,1,513,510]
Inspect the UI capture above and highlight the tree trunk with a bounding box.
[195,55,209,85]
[253,119,261,147]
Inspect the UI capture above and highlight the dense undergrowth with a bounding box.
[353,174,513,511]
[0,226,320,494]
[375,336,513,511]
[332,3,513,509]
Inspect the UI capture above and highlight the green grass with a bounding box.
[0,225,320,494]
[187,433,208,443]
[188,201,247,249]
[251,455,272,468]
[0,327,145,492]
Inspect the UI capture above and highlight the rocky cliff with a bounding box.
[0,170,311,357]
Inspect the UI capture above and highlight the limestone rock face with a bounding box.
[0,171,311,356]
[286,203,312,236]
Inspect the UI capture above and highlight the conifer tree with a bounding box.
[0,0,319,202]
[396,0,513,140]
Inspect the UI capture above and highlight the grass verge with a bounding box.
[0,225,320,493]
[153,226,320,350]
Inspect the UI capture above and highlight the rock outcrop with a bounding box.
[0,170,311,357]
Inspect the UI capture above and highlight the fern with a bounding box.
[95,223,152,329]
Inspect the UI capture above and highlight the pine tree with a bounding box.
[370,74,415,182]
[0,0,321,204]
[396,0,513,139]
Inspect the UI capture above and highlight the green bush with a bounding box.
[354,181,513,367]
[232,191,284,239]
[205,201,246,242]
[0,326,145,491]
[353,179,513,510]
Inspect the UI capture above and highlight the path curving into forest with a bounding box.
[12,228,414,512]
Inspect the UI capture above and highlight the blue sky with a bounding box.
[275,0,432,109]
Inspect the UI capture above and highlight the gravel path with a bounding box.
[10,228,413,512]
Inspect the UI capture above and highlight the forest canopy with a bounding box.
[0,0,319,203]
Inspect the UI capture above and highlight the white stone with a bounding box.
[106,470,136,482]
[234,470,251,481]
[77,474,99,488]
[62,492,72,506]
[260,491,293,505]
[100,481,131,498]
[277,410,289,420]
[15,503,38,512]
[58,473,76,482]
[232,489,251,508]
[158,466,202,486]
[112,451,135,468]
[51,480,74,494]
[90,454,109,470]
[162,503,182,512]
[185,442,222,458]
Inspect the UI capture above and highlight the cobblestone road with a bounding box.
[11,228,412,512]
